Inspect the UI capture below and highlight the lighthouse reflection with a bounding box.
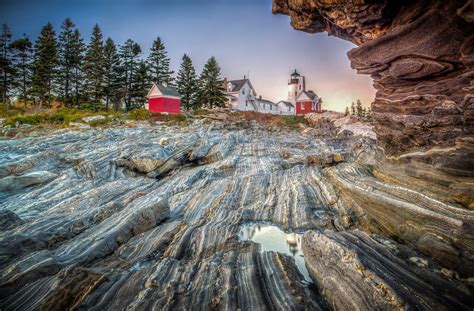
[238,223,311,282]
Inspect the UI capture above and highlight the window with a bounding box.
[242,89,245,95]
[295,91,297,96]
[301,102,305,110]
[246,101,248,107]
[270,105,272,110]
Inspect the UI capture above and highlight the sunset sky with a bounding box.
[1,0,375,111]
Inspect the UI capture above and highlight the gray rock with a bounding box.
[0,171,57,191]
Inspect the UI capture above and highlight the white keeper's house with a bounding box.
[224,70,322,115]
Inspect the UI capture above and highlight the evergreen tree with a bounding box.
[10,34,33,107]
[131,60,149,108]
[344,106,349,116]
[0,23,13,106]
[176,54,198,110]
[356,99,363,119]
[32,22,58,108]
[83,24,104,103]
[366,107,373,123]
[103,37,121,111]
[362,107,367,120]
[119,39,141,111]
[350,101,355,116]
[198,56,226,109]
[147,37,173,85]
[58,18,81,106]
[70,29,86,107]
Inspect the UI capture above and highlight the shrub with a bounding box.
[89,117,112,127]
[127,108,151,121]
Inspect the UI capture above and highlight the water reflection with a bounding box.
[238,223,312,283]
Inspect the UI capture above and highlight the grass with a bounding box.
[1,102,309,130]
[228,111,309,129]
[1,106,119,127]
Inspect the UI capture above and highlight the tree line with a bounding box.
[0,19,227,111]
[344,100,372,123]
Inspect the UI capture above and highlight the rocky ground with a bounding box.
[0,114,473,310]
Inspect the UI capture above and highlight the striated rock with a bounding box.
[302,229,474,310]
[0,171,57,191]
[273,0,474,186]
[325,162,474,276]
[0,120,472,309]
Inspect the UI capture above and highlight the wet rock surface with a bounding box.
[0,118,472,310]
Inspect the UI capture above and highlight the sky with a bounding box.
[0,0,375,111]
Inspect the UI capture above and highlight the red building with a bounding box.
[146,83,181,114]
[295,90,322,115]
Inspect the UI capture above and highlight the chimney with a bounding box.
[259,95,262,100]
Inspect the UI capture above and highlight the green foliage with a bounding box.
[103,37,121,111]
[83,24,104,102]
[80,102,104,111]
[3,108,111,126]
[151,113,187,125]
[58,18,84,107]
[147,37,173,86]
[10,35,33,107]
[356,99,363,118]
[176,54,199,110]
[127,108,151,120]
[120,39,142,111]
[281,115,308,128]
[344,106,350,116]
[32,22,59,107]
[198,56,227,109]
[88,116,112,127]
[1,23,14,105]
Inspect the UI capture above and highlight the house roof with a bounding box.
[157,84,180,97]
[225,79,256,93]
[258,98,276,105]
[147,83,180,98]
[277,100,294,107]
[297,90,319,101]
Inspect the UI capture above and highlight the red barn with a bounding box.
[146,83,181,114]
[295,90,322,115]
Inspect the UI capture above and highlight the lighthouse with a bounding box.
[287,70,305,103]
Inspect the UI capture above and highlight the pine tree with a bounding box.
[344,106,349,116]
[70,29,85,107]
[58,18,81,107]
[176,54,198,110]
[366,107,373,123]
[362,107,367,121]
[198,56,226,109]
[83,24,104,103]
[119,39,141,111]
[32,22,58,108]
[103,37,121,111]
[356,99,363,119]
[147,37,173,86]
[0,23,13,106]
[131,60,149,109]
[350,101,355,116]
[10,34,33,107]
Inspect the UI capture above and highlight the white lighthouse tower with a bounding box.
[287,70,305,103]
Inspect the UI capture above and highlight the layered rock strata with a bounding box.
[273,1,474,308]
[0,118,472,310]
[273,0,474,204]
